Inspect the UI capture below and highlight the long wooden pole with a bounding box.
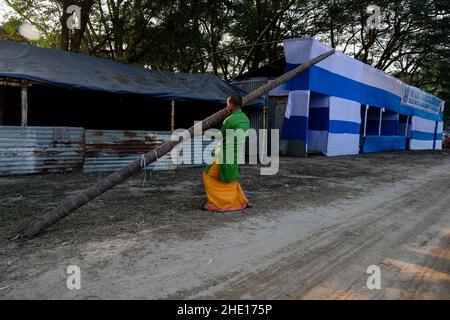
[20,49,335,238]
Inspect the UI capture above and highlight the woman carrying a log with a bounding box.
[202,95,251,211]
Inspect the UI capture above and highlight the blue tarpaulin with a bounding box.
[0,40,264,107]
[362,136,407,153]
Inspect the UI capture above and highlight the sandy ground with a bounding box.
[0,150,449,299]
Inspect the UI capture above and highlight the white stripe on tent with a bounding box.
[411,116,435,133]
[410,139,434,150]
[438,121,443,133]
[326,133,360,156]
[329,96,361,123]
[435,140,443,150]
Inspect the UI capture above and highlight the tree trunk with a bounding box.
[238,0,296,75]
[60,0,95,52]
[60,0,71,51]
[20,49,335,239]
[70,0,95,52]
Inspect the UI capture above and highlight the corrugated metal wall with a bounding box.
[232,79,269,96]
[245,108,264,160]
[0,126,219,176]
[267,96,303,156]
[270,97,306,157]
[175,135,218,168]
[83,129,175,173]
[83,129,217,172]
[0,79,303,177]
[0,126,85,175]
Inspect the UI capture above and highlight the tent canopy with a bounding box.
[0,40,264,107]
[283,38,444,121]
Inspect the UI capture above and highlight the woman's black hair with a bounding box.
[227,95,242,107]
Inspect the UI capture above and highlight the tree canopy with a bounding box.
[1,0,449,123]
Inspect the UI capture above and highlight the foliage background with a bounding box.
[1,0,449,125]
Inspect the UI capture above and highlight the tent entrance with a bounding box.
[307,92,329,155]
[361,105,406,153]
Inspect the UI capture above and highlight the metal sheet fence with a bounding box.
[0,126,218,176]
[83,129,174,173]
[0,126,84,175]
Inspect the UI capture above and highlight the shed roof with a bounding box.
[0,40,264,107]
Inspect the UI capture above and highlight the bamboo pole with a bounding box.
[20,49,335,238]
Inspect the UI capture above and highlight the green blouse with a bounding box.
[204,109,250,182]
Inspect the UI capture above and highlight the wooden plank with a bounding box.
[171,100,175,132]
[0,86,4,125]
[21,80,28,126]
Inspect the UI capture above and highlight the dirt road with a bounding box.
[1,151,449,299]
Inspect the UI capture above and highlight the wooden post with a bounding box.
[21,80,28,126]
[261,105,268,162]
[405,116,410,136]
[171,100,175,132]
[0,85,5,125]
[378,107,384,136]
[363,105,369,137]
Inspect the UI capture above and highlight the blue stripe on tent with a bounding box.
[308,107,329,131]
[411,131,443,140]
[413,109,442,121]
[283,68,310,90]
[362,135,406,153]
[284,64,443,122]
[281,116,308,140]
[329,120,360,134]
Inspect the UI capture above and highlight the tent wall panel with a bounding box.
[281,90,309,140]
[325,97,360,156]
[362,136,406,153]
[410,116,442,150]
[327,133,360,156]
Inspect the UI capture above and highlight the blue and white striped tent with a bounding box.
[281,38,445,156]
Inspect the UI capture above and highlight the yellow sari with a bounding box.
[202,109,250,211]
[202,161,249,211]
